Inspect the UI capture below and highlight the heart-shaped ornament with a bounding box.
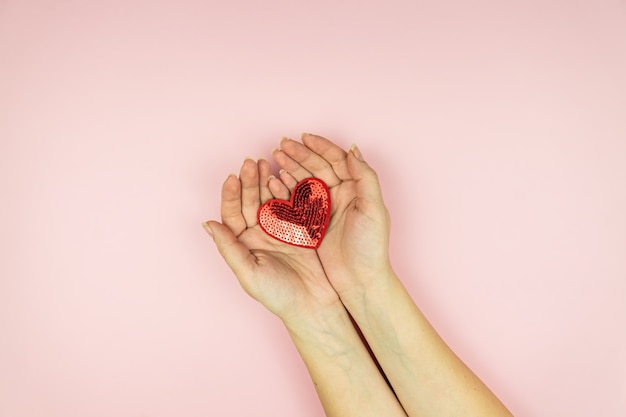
[258,177,331,249]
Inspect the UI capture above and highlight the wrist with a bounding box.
[282,300,358,358]
[336,266,398,308]
[282,299,348,335]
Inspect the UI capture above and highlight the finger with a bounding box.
[301,133,351,180]
[272,147,313,182]
[347,145,385,205]
[220,174,247,236]
[258,158,273,203]
[239,158,260,228]
[268,175,291,200]
[204,221,256,277]
[278,169,298,192]
[279,138,342,187]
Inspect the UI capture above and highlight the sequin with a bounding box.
[258,177,331,248]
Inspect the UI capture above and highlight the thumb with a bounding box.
[203,220,256,276]
[347,145,385,205]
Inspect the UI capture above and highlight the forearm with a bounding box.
[283,301,407,417]
[341,272,513,417]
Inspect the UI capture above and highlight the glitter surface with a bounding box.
[258,177,331,248]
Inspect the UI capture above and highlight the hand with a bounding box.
[272,134,394,298]
[205,157,409,417]
[205,158,340,325]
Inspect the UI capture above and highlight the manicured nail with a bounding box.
[350,144,364,162]
[268,174,277,182]
[202,221,214,237]
[243,157,256,168]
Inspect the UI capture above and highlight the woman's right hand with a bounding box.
[273,134,395,299]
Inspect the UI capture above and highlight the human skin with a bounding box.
[204,158,407,417]
[272,133,514,417]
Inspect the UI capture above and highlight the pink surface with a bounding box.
[1,1,625,415]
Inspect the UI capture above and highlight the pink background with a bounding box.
[1,0,625,415]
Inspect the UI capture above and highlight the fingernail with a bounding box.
[225,173,238,183]
[202,221,214,237]
[350,144,364,162]
[278,169,286,175]
[268,174,276,182]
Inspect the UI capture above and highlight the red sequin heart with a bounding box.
[258,177,331,249]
